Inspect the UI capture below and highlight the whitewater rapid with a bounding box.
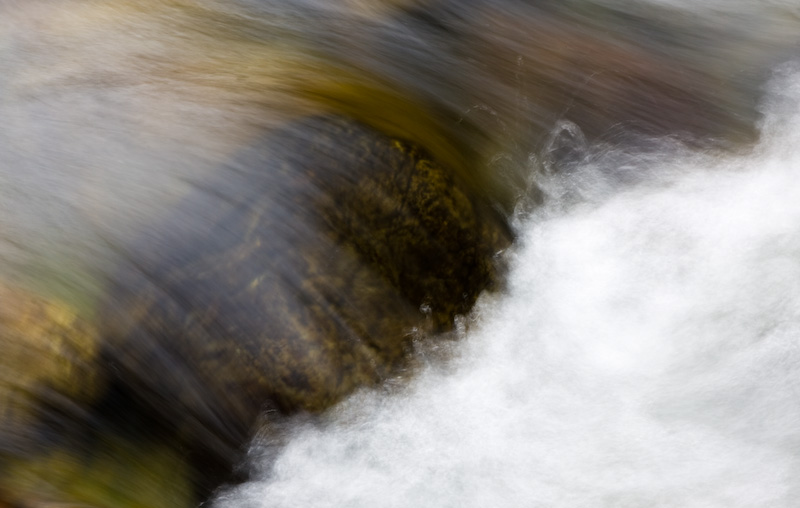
[215,63,800,508]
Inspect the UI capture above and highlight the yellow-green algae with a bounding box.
[0,284,193,508]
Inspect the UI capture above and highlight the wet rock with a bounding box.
[98,115,512,495]
[0,284,193,508]
[0,284,101,448]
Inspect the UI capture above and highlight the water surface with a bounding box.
[216,62,800,508]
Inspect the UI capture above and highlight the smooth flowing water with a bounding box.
[3,1,800,506]
[216,64,800,508]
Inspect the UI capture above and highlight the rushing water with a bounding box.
[3,1,800,506]
[215,64,800,508]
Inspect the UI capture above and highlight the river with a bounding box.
[215,62,800,508]
[2,1,800,507]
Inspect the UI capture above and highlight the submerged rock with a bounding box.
[0,283,101,445]
[0,284,193,508]
[97,115,512,496]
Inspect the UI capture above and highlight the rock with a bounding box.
[0,284,193,508]
[0,284,100,446]
[97,115,512,495]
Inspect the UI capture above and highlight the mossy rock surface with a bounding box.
[98,114,511,492]
[0,283,101,445]
[0,284,193,508]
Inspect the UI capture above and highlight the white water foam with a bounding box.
[215,63,800,508]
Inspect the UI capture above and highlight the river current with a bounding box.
[1,1,799,506]
[215,63,800,508]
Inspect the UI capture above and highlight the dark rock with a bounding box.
[97,115,512,496]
